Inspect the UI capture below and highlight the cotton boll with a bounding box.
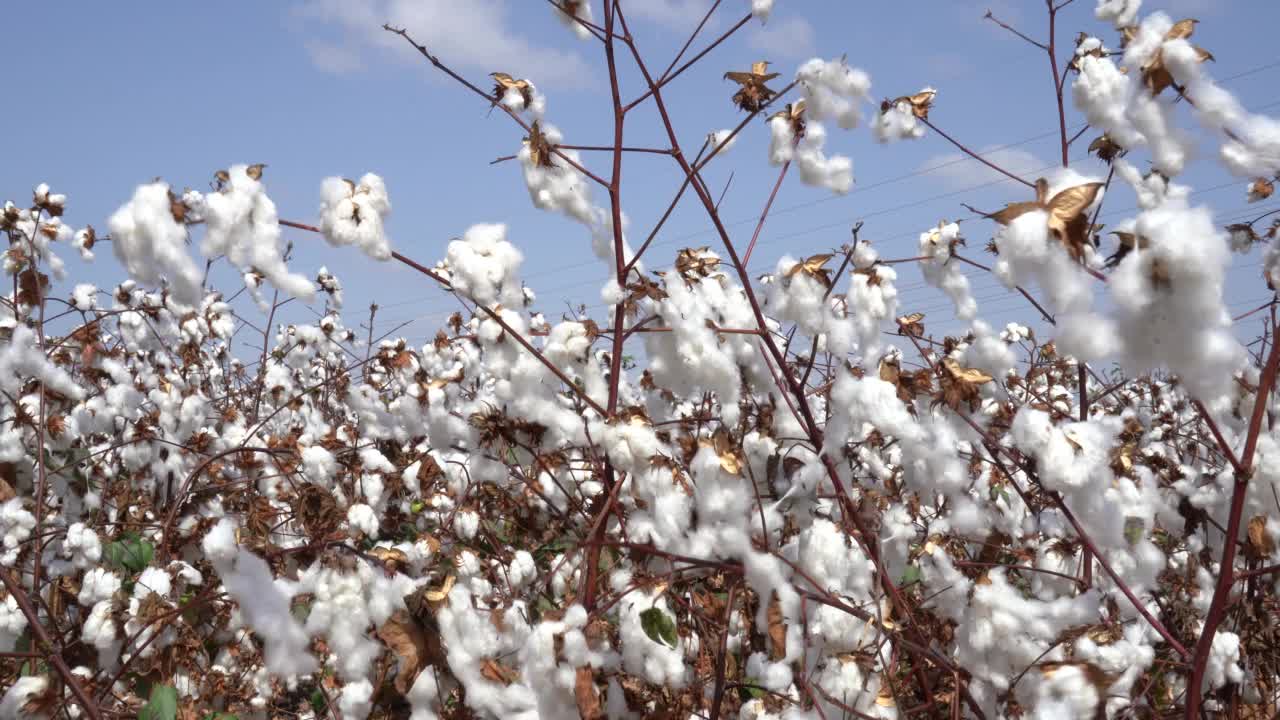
[872,99,926,143]
[0,676,48,720]
[61,522,101,569]
[1204,631,1244,692]
[750,0,774,22]
[107,182,205,307]
[1072,54,1145,151]
[707,129,737,159]
[78,568,122,605]
[347,503,380,538]
[454,509,480,540]
[793,122,853,194]
[444,223,526,308]
[518,123,601,228]
[338,679,374,720]
[1104,187,1243,399]
[0,595,25,652]
[795,58,872,129]
[198,165,316,306]
[553,0,594,40]
[845,263,898,359]
[1095,0,1141,28]
[918,221,975,320]
[1024,663,1102,719]
[70,284,97,311]
[202,520,317,677]
[318,174,394,261]
[72,228,95,260]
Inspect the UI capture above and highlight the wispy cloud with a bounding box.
[304,39,364,74]
[293,0,593,88]
[624,0,715,31]
[920,146,1052,191]
[747,16,817,60]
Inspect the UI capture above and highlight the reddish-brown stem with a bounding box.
[0,568,103,720]
[742,160,791,266]
[1186,330,1280,715]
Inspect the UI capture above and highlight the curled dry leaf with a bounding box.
[701,428,743,475]
[767,593,787,661]
[987,178,1104,262]
[725,60,780,112]
[376,610,438,694]
[481,658,520,685]
[1088,134,1125,164]
[784,253,834,288]
[1248,178,1275,203]
[424,574,456,602]
[896,312,925,337]
[245,163,267,181]
[574,667,604,720]
[881,88,936,119]
[490,72,536,111]
[674,246,722,283]
[770,99,807,138]
[524,121,556,169]
[1247,515,1275,558]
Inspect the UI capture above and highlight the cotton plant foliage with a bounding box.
[4,1,1280,719]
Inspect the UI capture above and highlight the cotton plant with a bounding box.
[6,3,1280,720]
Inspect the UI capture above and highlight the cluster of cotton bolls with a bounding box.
[7,1,1280,717]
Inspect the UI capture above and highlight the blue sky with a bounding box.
[6,0,1279,350]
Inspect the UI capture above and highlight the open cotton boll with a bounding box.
[72,227,95,261]
[750,0,774,22]
[795,57,872,129]
[553,0,594,40]
[1072,54,1145,151]
[444,223,525,308]
[107,182,205,307]
[0,676,48,720]
[793,122,853,194]
[338,679,375,720]
[70,284,97,311]
[707,129,737,159]
[1104,186,1243,399]
[918,221,975,320]
[1095,0,1141,28]
[318,174,393,261]
[0,595,25,652]
[1160,40,1280,178]
[872,99,926,143]
[518,122,600,228]
[1,325,84,402]
[1024,664,1102,719]
[201,520,318,677]
[196,165,316,306]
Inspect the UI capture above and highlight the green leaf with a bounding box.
[202,714,239,720]
[309,688,328,715]
[639,607,678,648]
[138,684,178,720]
[106,532,154,574]
[1123,516,1145,546]
[737,676,762,696]
[901,564,922,586]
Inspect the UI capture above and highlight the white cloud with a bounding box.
[624,0,715,30]
[294,0,593,88]
[747,16,816,59]
[920,146,1053,191]
[305,40,364,74]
